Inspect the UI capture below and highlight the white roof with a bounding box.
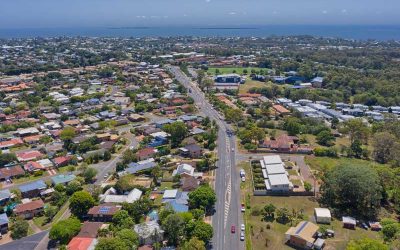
[163,189,178,199]
[268,174,291,186]
[262,155,283,165]
[102,188,142,204]
[176,164,194,175]
[265,163,286,175]
[37,159,53,167]
[314,208,331,218]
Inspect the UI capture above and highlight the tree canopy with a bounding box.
[188,184,217,212]
[69,190,95,219]
[49,217,81,244]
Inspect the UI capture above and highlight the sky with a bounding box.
[0,0,398,29]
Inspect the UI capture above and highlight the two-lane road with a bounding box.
[168,66,243,250]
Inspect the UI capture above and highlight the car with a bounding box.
[231,225,236,233]
[241,224,245,231]
[241,176,245,182]
[241,203,245,212]
[240,232,245,241]
[232,148,235,152]
[361,222,369,230]
[104,174,108,179]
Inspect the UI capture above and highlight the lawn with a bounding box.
[13,172,50,184]
[238,159,382,250]
[207,67,267,76]
[238,79,268,94]
[33,201,70,230]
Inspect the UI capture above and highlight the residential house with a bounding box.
[67,237,98,250]
[24,161,47,172]
[260,155,293,193]
[123,158,157,175]
[273,104,290,115]
[16,150,43,162]
[181,176,199,191]
[99,188,142,204]
[285,221,322,249]
[87,205,121,222]
[172,164,195,177]
[136,147,158,161]
[162,190,189,213]
[0,138,24,150]
[0,165,25,181]
[52,155,72,167]
[14,199,45,219]
[77,222,103,238]
[180,144,202,158]
[51,174,76,186]
[0,189,11,205]
[134,221,164,245]
[19,180,47,198]
[0,213,9,233]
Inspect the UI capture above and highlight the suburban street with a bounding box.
[168,66,243,250]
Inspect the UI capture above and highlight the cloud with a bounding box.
[205,0,211,2]
[341,9,347,13]
[229,11,237,15]
[136,15,147,19]
[322,10,328,14]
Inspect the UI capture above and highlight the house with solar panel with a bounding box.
[285,221,324,249]
[87,205,121,222]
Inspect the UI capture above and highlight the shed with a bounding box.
[342,216,356,229]
[314,208,331,224]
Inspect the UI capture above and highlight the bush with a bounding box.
[251,206,262,216]
[314,147,338,157]
[34,170,44,177]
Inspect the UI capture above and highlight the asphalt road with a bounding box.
[168,66,243,250]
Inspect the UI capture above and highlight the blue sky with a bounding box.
[0,0,398,28]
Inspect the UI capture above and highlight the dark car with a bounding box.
[231,225,236,233]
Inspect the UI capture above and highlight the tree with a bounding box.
[95,237,129,250]
[263,203,276,218]
[10,219,29,239]
[163,213,185,245]
[122,199,151,223]
[103,150,112,161]
[304,182,312,192]
[316,130,335,146]
[224,108,243,124]
[163,121,188,147]
[39,135,52,145]
[320,164,382,218]
[60,127,76,141]
[372,132,400,164]
[69,191,95,219]
[49,217,81,244]
[0,153,17,166]
[44,205,58,221]
[112,210,134,230]
[66,180,83,195]
[181,237,206,250]
[189,184,217,211]
[276,207,291,224]
[343,118,370,144]
[283,117,301,136]
[191,209,205,220]
[192,221,213,243]
[346,238,388,250]
[82,167,98,183]
[382,222,400,241]
[115,229,139,250]
[244,143,257,152]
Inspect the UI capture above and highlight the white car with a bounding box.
[241,224,245,231]
[241,176,245,182]
[232,148,235,152]
[240,232,245,241]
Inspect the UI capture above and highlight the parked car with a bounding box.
[241,203,245,212]
[231,225,236,233]
[241,224,245,231]
[241,176,245,182]
[240,232,245,241]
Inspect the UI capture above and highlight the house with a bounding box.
[100,188,142,204]
[14,199,45,219]
[260,155,293,193]
[52,155,72,167]
[162,190,189,212]
[342,216,356,229]
[181,176,199,191]
[19,180,47,198]
[260,134,300,153]
[0,165,25,181]
[285,221,322,249]
[314,208,331,224]
[51,174,76,186]
[124,158,157,175]
[134,221,164,245]
[87,205,121,222]
[67,237,98,250]
[172,164,195,177]
[0,138,24,150]
[36,159,54,168]
[136,147,158,161]
[273,104,290,115]
[0,213,9,233]
[16,150,44,162]
[24,161,46,172]
[0,189,11,205]
[180,144,202,158]
[77,222,103,238]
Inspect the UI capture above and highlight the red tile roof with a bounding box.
[67,237,96,250]
[14,199,44,213]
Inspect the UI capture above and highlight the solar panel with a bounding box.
[99,207,110,214]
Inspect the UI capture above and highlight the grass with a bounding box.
[207,67,266,76]
[287,169,298,176]
[239,79,268,94]
[13,172,50,184]
[239,159,382,250]
[32,201,70,230]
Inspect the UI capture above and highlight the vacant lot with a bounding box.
[239,79,267,94]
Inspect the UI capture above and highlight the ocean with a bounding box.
[0,25,399,41]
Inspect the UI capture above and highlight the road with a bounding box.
[168,66,243,250]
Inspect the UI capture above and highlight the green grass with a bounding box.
[207,67,266,76]
[13,172,50,184]
[32,216,47,229]
[239,80,268,94]
[287,169,298,176]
